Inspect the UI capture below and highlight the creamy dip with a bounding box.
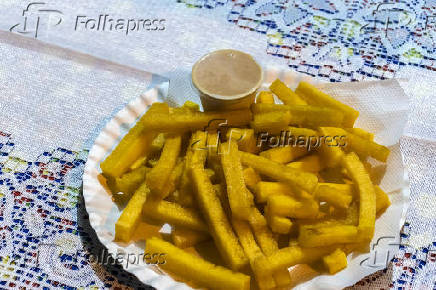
[192,49,262,99]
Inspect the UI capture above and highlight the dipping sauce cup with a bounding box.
[192,49,263,111]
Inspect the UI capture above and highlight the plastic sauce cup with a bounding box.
[192,49,263,111]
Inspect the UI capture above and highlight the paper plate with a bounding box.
[83,68,410,290]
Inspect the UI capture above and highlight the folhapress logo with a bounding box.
[9,2,63,38]
[10,2,166,38]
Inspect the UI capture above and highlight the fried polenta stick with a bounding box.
[253,245,337,275]
[345,128,374,141]
[254,181,295,203]
[323,127,390,162]
[171,227,210,248]
[191,166,248,270]
[264,206,293,234]
[251,104,344,128]
[295,81,359,127]
[251,111,290,134]
[248,208,292,287]
[101,102,169,179]
[108,166,150,204]
[232,219,276,290]
[227,128,260,154]
[160,159,184,199]
[342,152,376,240]
[143,199,207,231]
[146,134,182,197]
[146,237,250,290]
[287,154,324,173]
[220,140,254,220]
[298,225,358,247]
[115,182,150,242]
[141,109,252,133]
[269,79,307,105]
[259,127,316,163]
[256,91,275,104]
[315,183,353,209]
[323,248,348,274]
[260,146,308,164]
[375,185,391,214]
[267,195,319,219]
[242,167,261,192]
[240,151,318,193]
[317,127,345,168]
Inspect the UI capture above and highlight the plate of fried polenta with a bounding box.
[83,68,410,290]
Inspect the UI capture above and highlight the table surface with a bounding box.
[0,0,435,289]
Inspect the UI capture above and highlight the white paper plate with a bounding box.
[83,68,410,290]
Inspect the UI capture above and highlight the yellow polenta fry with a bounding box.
[108,166,150,204]
[265,206,293,234]
[287,154,324,173]
[267,195,319,219]
[179,131,209,207]
[146,134,182,197]
[342,152,376,240]
[323,248,348,274]
[254,245,336,276]
[295,81,359,127]
[172,100,200,113]
[345,128,374,141]
[191,166,248,270]
[269,79,307,105]
[256,91,275,104]
[260,146,308,164]
[248,207,268,229]
[232,219,276,290]
[254,181,295,203]
[101,102,169,179]
[242,167,261,192]
[248,210,292,287]
[115,182,150,242]
[251,104,344,128]
[220,140,254,220]
[318,127,345,168]
[146,237,250,290]
[323,127,390,162]
[130,156,147,170]
[375,185,391,214]
[171,227,210,248]
[298,225,358,247]
[240,151,318,193]
[315,183,353,209]
[251,111,290,134]
[160,159,184,199]
[190,131,209,168]
[141,109,252,133]
[227,128,260,153]
[149,133,166,157]
[143,199,207,231]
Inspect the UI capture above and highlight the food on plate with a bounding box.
[323,248,348,274]
[102,77,391,289]
[295,81,359,127]
[115,182,150,242]
[269,79,307,105]
[171,226,210,248]
[101,102,168,179]
[146,237,250,290]
[251,103,344,128]
[256,91,275,104]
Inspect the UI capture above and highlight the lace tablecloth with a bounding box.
[0,0,435,288]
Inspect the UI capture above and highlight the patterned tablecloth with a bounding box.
[0,0,435,289]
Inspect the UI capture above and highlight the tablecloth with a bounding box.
[0,0,435,289]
